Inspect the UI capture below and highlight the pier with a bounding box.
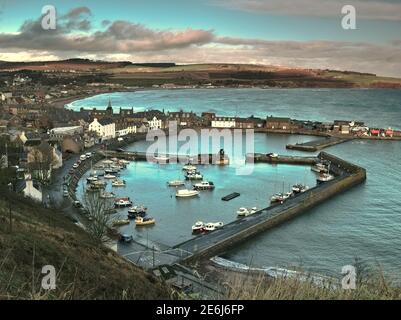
[247,153,318,165]
[174,152,366,263]
[286,136,354,152]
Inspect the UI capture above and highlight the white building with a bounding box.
[88,118,115,141]
[50,126,83,139]
[17,174,43,203]
[211,117,236,128]
[148,116,163,130]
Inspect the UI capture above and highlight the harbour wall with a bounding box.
[178,152,366,263]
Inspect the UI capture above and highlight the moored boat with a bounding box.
[204,222,224,232]
[135,217,156,226]
[311,162,328,173]
[104,174,116,179]
[191,221,205,233]
[292,184,309,194]
[112,179,126,187]
[100,191,115,199]
[193,181,215,190]
[175,189,200,198]
[167,180,186,187]
[185,172,203,180]
[114,197,132,207]
[182,164,197,171]
[317,173,335,184]
[112,219,130,226]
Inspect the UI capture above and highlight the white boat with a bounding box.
[100,192,115,199]
[167,180,186,187]
[193,181,215,190]
[237,207,258,217]
[104,174,116,179]
[270,192,292,203]
[182,164,197,171]
[317,173,335,184]
[154,155,169,162]
[112,179,126,187]
[292,184,309,194]
[86,176,98,183]
[191,221,205,233]
[311,163,328,173]
[128,205,147,214]
[185,172,203,180]
[114,198,132,207]
[176,189,200,198]
[204,222,224,232]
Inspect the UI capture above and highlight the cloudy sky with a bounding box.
[0,0,400,76]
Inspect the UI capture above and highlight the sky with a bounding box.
[0,0,400,76]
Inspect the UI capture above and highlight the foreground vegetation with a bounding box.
[222,269,401,300]
[0,191,170,300]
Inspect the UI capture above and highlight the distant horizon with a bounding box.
[0,1,400,77]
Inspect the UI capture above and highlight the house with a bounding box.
[235,116,265,129]
[130,110,166,130]
[88,118,116,141]
[211,117,236,128]
[16,174,42,203]
[26,140,63,181]
[167,110,200,127]
[50,126,83,139]
[80,99,113,120]
[370,129,381,136]
[62,135,84,154]
[385,128,394,137]
[266,117,292,130]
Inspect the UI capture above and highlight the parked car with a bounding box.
[63,190,69,197]
[86,152,92,158]
[119,233,133,243]
[80,155,87,161]
[69,169,75,175]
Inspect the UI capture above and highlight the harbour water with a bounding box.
[72,88,401,280]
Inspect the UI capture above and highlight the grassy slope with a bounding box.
[0,192,170,300]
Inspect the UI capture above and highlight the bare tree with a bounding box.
[82,189,120,244]
[28,148,53,184]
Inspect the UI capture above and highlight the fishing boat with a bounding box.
[175,189,200,198]
[191,221,205,233]
[135,217,156,226]
[167,180,185,187]
[317,173,335,184]
[204,222,224,232]
[112,219,130,226]
[104,174,116,179]
[100,191,115,199]
[182,164,197,171]
[112,179,126,187]
[185,172,203,180]
[292,184,309,194]
[114,197,132,207]
[193,181,215,190]
[128,210,146,219]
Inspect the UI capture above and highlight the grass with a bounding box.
[0,191,171,300]
[222,268,401,300]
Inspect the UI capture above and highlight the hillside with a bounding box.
[0,191,170,300]
[1,59,400,88]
